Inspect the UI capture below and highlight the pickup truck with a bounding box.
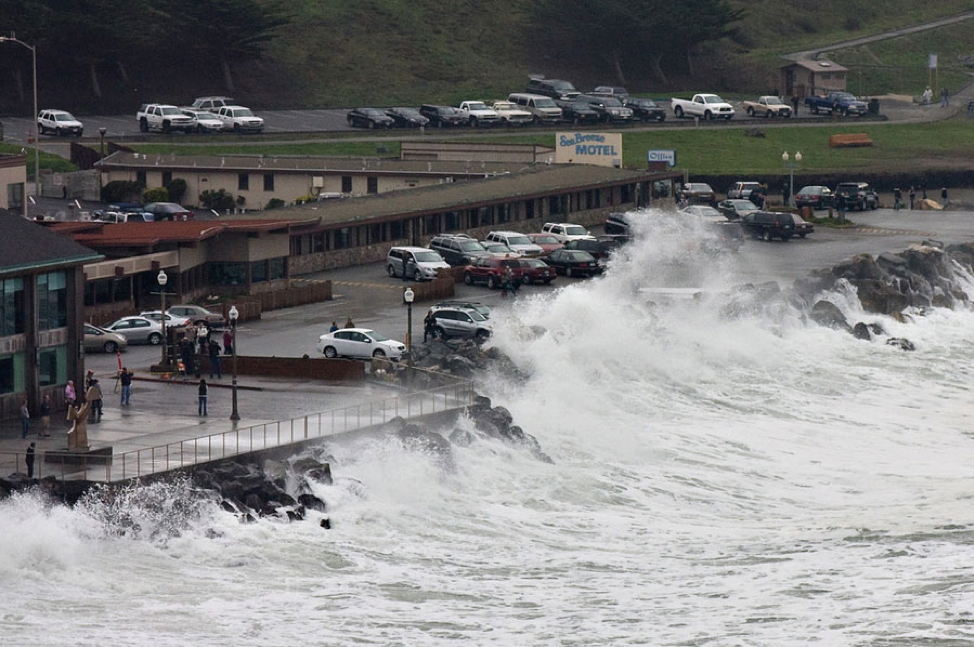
[457,101,499,127]
[670,94,734,120]
[137,104,197,133]
[803,91,868,116]
[742,95,792,118]
[215,105,264,133]
[490,101,532,125]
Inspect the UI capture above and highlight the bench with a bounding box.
[829,133,873,148]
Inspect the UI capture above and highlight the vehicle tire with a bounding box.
[475,330,489,342]
[674,106,684,118]
[368,120,376,129]
[413,268,423,281]
[572,115,581,125]
[470,117,479,128]
[746,107,754,117]
[434,326,446,339]
[55,127,63,137]
[799,233,806,238]
[139,118,149,132]
[522,275,532,285]
[103,341,118,353]
[704,110,713,120]
[487,275,497,289]
[162,121,171,134]
[544,278,553,284]
[372,349,386,358]
[766,110,772,118]
[387,264,397,277]
[566,267,573,277]
[437,120,445,128]
[148,332,162,345]
[233,123,240,132]
[323,346,337,359]
[463,273,473,285]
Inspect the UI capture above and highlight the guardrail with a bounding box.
[2,379,475,483]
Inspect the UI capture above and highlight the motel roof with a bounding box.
[0,209,102,275]
[49,219,307,251]
[781,58,849,73]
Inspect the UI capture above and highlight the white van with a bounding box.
[386,246,450,281]
[507,93,562,124]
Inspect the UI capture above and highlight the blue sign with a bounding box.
[647,149,677,167]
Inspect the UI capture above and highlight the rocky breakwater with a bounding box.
[795,240,974,346]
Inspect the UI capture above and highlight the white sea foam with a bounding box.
[3,215,974,646]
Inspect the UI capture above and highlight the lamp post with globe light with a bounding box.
[99,127,107,157]
[0,34,38,218]
[403,287,414,387]
[157,270,168,367]
[782,151,802,207]
[229,305,239,422]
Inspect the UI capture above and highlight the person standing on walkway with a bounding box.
[88,379,103,422]
[423,310,435,342]
[65,380,76,407]
[968,100,974,119]
[85,369,95,391]
[941,186,949,207]
[909,186,916,210]
[40,393,51,436]
[922,86,933,105]
[26,442,35,478]
[223,329,233,355]
[940,87,949,108]
[329,321,339,333]
[198,379,208,416]
[120,368,132,406]
[345,317,355,328]
[893,188,902,211]
[791,95,799,116]
[208,340,222,379]
[20,398,29,438]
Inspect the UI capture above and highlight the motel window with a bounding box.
[313,234,325,253]
[335,228,350,250]
[136,171,147,187]
[37,271,67,330]
[341,176,353,193]
[0,352,26,394]
[264,174,274,191]
[290,236,303,256]
[549,196,564,215]
[251,261,267,283]
[238,173,250,191]
[390,221,405,240]
[38,345,67,386]
[269,258,286,280]
[0,278,25,336]
[621,184,633,203]
[162,171,172,186]
[7,183,24,213]
[367,176,378,194]
[209,262,248,286]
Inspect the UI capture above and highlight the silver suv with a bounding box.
[427,306,492,341]
[429,234,492,266]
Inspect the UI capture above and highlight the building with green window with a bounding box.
[0,209,102,421]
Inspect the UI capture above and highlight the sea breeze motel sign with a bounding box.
[555,132,623,167]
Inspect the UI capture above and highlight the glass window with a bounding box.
[162,171,172,186]
[367,176,378,194]
[238,173,250,191]
[341,176,353,193]
[269,258,286,280]
[1,278,26,336]
[37,272,67,330]
[209,262,248,286]
[263,174,274,191]
[251,260,267,283]
[0,352,26,394]
[136,171,147,186]
[38,345,67,386]
[7,182,24,213]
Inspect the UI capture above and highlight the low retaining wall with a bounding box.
[196,355,365,382]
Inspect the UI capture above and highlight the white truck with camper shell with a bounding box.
[457,101,500,127]
[215,105,265,133]
[670,93,735,120]
[490,101,533,125]
[137,104,197,133]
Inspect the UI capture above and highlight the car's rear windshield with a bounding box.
[458,241,486,252]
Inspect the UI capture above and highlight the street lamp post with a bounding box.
[782,151,802,207]
[403,287,414,388]
[0,34,39,218]
[98,127,107,158]
[156,270,169,368]
[228,305,239,422]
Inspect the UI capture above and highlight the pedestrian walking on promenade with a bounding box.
[208,340,222,379]
[198,379,208,416]
[345,317,355,328]
[223,329,233,355]
[40,393,51,436]
[791,95,799,116]
[88,379,103,422]
[26,442,35,478]
[65,380,76,407]
[893,188,902,211]
[940,87,949,108]
[120,368,132,406]
[909,186,916,210]
[423,310,435,342]
[85,369,95,391]
[20,398,29,438]
[922,86,933,105]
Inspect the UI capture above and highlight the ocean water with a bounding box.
[3,214,974,646]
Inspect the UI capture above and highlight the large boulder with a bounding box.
[832,253,884,281]
[810,300,850,331]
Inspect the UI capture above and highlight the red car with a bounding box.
[518,258,556,284]
[526,233,564,254]
[462,257,524,289]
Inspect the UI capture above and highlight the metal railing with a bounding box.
[2,378,475,483]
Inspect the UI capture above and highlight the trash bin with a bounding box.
[868,99,880,115]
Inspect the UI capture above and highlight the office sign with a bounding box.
[647,149,677,167]
[929,53,938,70]
[555,132,623,167]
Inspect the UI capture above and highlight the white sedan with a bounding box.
[316,328,406,360]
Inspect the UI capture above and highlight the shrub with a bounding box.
[199,189,236,211]
[165,178,187,204]
[265,198,285,210]
[142,187,169,204]
[101,180,143,204]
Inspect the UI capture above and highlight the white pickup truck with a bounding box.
[215,105,264,133]
[457,101,499,127]
[137,104,197,133]
[670,93,735,120]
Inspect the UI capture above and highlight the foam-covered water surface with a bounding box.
[3,212,973,646]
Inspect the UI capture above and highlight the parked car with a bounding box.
[525,77,580,100]
[144,202,194,220]
[385,107,429,128]
[562,236,624,261]
[507,93,563,124]
[104,316,165,345]
[739,211,795,241]
[139,310,193,329]
[716,199,760,220]
[482,241,521,258]
[518,258,557,284]
[166,304,226,327]
[543,249,603,277]
[490,101,533,125]
[432,301,492,319]
[84,324,128,353]
[191,96,234,112]
[727,181,762,200]
[347,107,395,129]
[624,97,666,122]
[215,105,264,133]
[316,328,405,360]
[428,234,492,266]
[743,96,792,118]
[555,98,601,124]
[462,257,524,288]
[679,207,744,252]
[457,101,500,127]
[179,107,225,133]
[419,104,467,127]
[794,185,833,210]
[680,205,723,219]
[427,306,493,341]
[94,209,155,224]
[37,109,84,137]
[484,231,545,256]
[386,246,450,280]
[804,91,868,116]
[592,85,629,98]
[833,182,879,211]
[575,94,633,122]
[790,214,815,238]
[679,183,717,206]
[541,222,593,243]
[525,233,564,254]
[670,93,735,120]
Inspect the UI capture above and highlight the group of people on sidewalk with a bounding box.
[177,322,235,380]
